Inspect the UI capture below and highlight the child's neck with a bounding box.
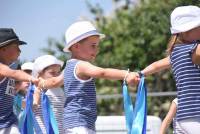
[0,57,12,65]
[71,55,85,61]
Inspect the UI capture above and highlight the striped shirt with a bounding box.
[34,88,66,134]
[63,59,97,131]
[46,88,66,134]
[0,62,18,128]
[170,43,200,121]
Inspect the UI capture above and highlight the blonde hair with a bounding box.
[166,34,186,55]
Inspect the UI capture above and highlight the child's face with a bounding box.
[39,64,61,79]
[0,43,21,63]
[183,26,200,41]
[76,35,100,61]
[190,26,200,40]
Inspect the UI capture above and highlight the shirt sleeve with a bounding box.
[190,42,199,54]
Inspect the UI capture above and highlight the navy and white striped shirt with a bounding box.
[170,43,200,121]
[63,59,97,131]
[0,62,18,128]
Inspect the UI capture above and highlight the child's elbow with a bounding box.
[94,69,106,78]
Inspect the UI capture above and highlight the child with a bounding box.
[37,21,139,133]
[14,62,34,116]
[0,28,38,133]
[140,6,200,134]
[33,55,66,134]
[16,62,34,95]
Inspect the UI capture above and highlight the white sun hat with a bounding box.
[33,55,64,77]
[170,5,200,34]
[21,62,33,71]
[63,21,105,52]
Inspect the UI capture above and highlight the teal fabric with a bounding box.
[13,94,23,117]
[123,76,147,134]
[41,92,59,134]
[20,84,42,134]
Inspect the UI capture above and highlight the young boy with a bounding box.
[37,21,139,133]
[0,28,38,133]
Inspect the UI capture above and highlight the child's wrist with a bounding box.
[40,79,47,92]
[138,71,144,77]
[124,69,130,82]
[28,76,33,83]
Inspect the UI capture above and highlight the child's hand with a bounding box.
[30,77,39,86]
[38,77,46,90]
[126,72,140,86]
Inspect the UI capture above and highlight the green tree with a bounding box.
[88,0,199,116]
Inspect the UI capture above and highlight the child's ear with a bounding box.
[75,43,80,49]
[71,43,79,50]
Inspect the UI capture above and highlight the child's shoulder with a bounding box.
[68,59,90,65]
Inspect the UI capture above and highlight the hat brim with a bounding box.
[0,39,27,48]
[171,18,200,34]
[63,31,105,52]
[18,40,27,45]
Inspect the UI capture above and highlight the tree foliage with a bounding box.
[88,0,200,116]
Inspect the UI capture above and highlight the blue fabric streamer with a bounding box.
[13,94,23,117]
[20,84,42,134]
[123,76,147,134]
[41,91,59,134]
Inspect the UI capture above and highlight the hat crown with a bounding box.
[0,28,18,43]
[65,21,96,44]
[0,28,26,47]
[170,6,200,34]
[63,21,105,52]
[21,62,34,71]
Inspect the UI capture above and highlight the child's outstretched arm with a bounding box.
[34,73,64,106]
[0,63,38,85]
[76,61,140,85]
[38,72,64,90]
[141,56,171,76]
[159,100,177,134]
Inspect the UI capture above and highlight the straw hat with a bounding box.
[0,28,26,47]
[63,21,105,52]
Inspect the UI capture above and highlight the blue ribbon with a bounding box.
[123,76,147,134]
[13,94,23,117]
[20,84,42,134]
[41,91,59,134]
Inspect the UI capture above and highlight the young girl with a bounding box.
[37,21,139,133]
[141,5,200,134]
[33,55,65,134]
[0,28,38,134]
